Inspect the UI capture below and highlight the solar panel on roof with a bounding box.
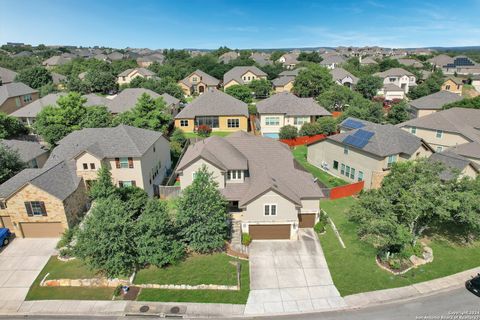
[353,129,375,140]
[343,119,365,129]
[343,135,369,149]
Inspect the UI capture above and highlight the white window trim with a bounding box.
[264,203,277,216]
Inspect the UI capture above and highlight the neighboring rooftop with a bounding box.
[256,92,331,116]
[223,66,267,85]
[427,54,454,66]
[429,150,479,180]
[0,82,37,105]
[320,55,346,65]
[409,90,463,111]
[448,141,480,160]
[374,67,414,78]
[107,88,160,113]
[0,67,18,84]
[118,67,155,77]
[329,68,359,84]
[180,69,220,87]
[278,68,306,77]
[175,90,248,118]
[0,139,48,163]
[272,76,295,86]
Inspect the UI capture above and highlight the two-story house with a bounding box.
[277,53,300,69]
[0,82,38,115]
[223,66,267,89]
[409,90,463,118]
[441,78,463,95]
[176,131,322,240]
[272,68,306,93]
[374,68,416,99]
[117,68,156,85]
[257,92,331,138]
[178,69,221,96]
[307,118,433,189]
[320,55,346,69]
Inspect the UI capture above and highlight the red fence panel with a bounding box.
[280,134,326,147]
[329,181,364,199]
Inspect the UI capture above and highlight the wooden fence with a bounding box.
[329,181,364,199]
[158,186,181,199]
[280,134,327,147]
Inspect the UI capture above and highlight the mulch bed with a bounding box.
[122,286,140,300]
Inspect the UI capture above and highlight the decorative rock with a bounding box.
[410,255,427,267]
[423,246,433,262]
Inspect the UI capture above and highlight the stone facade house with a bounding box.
[223,66,267,89]
[116,68,156,85]
[0,82,38,115]
[441,78,463,95]
[178,70,220,96]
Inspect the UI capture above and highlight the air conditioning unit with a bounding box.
[321,161,329,170]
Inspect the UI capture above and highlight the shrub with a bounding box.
[279,125,298,140]
[113,285,123,297]
[197,124,212,137]
[56,226,78,249]
[299,122,322,137]
[316,117,338,135]
[59,247,73,258]
[248,104,257,115]
[314,212,329,234]
[242,233,252,246]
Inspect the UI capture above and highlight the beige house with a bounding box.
[320,55,346,69]
[272,68,306,93]
[441,78,463,95]
[0,82,38,115]
[448,141,480,165]
[178,70,220,96]
[409,90,463,118]
[117,68,156,85]
[223,66,267,89]
[0,140,49,168]
[330,68,358,88]
[176,132,322,240]
[277,53,300,69]
[256,92,331,137]
[399,108,480,152]
[307,118,433,189]
[374,68,417,96]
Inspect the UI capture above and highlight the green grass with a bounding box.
[320,197,480,296]
[137,255,249,304]
[184,131,232,138]
[26,257,114,301]
[292,145,348,188]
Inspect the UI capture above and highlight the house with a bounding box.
[472,75,480,92]
[448,141,480,165]
[398,107,480,152]
[176,131,322,240]
[409,91,463,118]
[441,78,463,95]
[0,67,18,85]
[174,90,248,133]
[51,72,67,89]
[441,56,480,75]
[320,55,346,69]
[219,51,239,64]
[272,76,295,93]
[117,68,156,85]
[250,52,271,66]
[178,69,221,96]
[307,119,433,189]
[277,53,300,69]
[374,68,416,95]
[223,66,267,89]
[106,88,178,116]
[93,53,108,62]
[256,92,331,138]
[11,93,107,126]
[278,68,306,77]
[427,54,454,69]
[0,139,49,168]
[136,53,164,67]
[0,82,38,115]
[396,58,423,68]
[429,150,479,180]
[330,68,358,88]
[378,83,406,100]
[42,55,71,68]
[107,51,124,61]
[158,93,181,117]
[359,56,377,66]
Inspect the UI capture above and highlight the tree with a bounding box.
[270,50,287,62]
[114,93,172,133]
[279,125,298,139]
[317,116,338,135]
[0,113,28,139]
[224,84,252,103]
[84,69,117,94]
[443,96,480,110]
[378,58,402,71]
[317,85,360,112]
[74,197,138,278]
[16,66,52,89]
[292,64,334,97]
[116,186,149,218]
[260,63,285,80]
[355,75,383,100]
[177,165,229,253]
[0,145,27,184]
[79,106,112,128]
[136,199,185,267]
[298,52,323,63]
[341,100,384,124]
[170,128,187,160]
[248,79,271,99]
[408,70,444,100]
[299,122,322,136]
[128,77,185,101]
[89,165,116,199]
[386,100,410,124]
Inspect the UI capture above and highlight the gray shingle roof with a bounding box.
[399,108,480,143]
[383,83,404,91]
[160,93,180,106]
[0,82,37,105]
[223,66,267,85]
[429,150,479,180]
[106,88,160,113]
[360,57,377,65]
[256,92,331,116]
[175,90,248,119]
[118,67,155,77]
[0,67,18,84]
[329,68,359,84]
[51,72,66,84]
[176,131,321,206]
[45,125,164,168]
[42,55,71,66]
[0,139,48,163]
[374,68,414,78]
[448,142,480,160]
[427,54,454,66]
[180,70,220,87]
[272,76,295,86]
[320,55,346,65]
[278,68,306,77]
[409,91,462,110]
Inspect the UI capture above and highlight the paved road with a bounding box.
[1,288,478,319]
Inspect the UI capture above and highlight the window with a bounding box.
[192,76,198,82]
[389,77,396,82]
[227,118,240,128]
[410,126,416,135]
[90,163,95,170]
[227,170,243,181]
[180,120,189,127]
[15,97,21,107]
[436,146,443,152]
[333,160,339,170]
[265,117,280,126]
[345,166,350,177]
[340,164,345,175]
[119,157,129,168]
[264,204,277,216]
[31,158,38,168]
[457,85,461,90]
[350,168,355,179]
[436,130,443,138]
[23,94,32,103]
[294,117,309,125]
[24,201,46,216]
[195,116,219,128]
[119,180,135,187]
[344,146,349,155]
[83,163,88,170]
[358,171,364,182]
[387,155,397,168]
[445,85,451,90]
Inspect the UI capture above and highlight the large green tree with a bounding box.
[0,113,28,139]
[176,165,229,253]
[16,66,52,89]
[89,165,116,200]
[386,100,410,125]
[128,77,185,101]
[317,85,363,112]
[316,116,338,135]
[0,145,27,184]
[84,69,117,94]
[225,84,253,103]
[443,96,480,110]
[355,75,383,100]
[79,106,112,128]
[248,79,271,99]
[292,64,333,97]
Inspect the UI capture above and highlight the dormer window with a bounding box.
[227,170,243,181]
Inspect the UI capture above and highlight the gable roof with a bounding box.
[180,69,220,87]
[223,66,267,85]
[106,88,160,113]
[448,141,480,160]
[428,54,454,66]
[175,90,248,119]
[278,68,306,77]
[339,117,375,131]
[429,150,479,180]
[329,68,359,84]
[256,92,331,116]
[409,90,463,110]
[160,93,180,106]
[0,67,18,84]
[374,67,414,78]
[399,108,480,143]
[176,131,321,206]
[118,67,155,77]
[360,57,377,65]
[0,82,37,105]
[320,55,346,65]
[45,125,164,167]
[42,55,71,66]
[0,139,48,163]
[272,76,295,87]
[51,72,66,84]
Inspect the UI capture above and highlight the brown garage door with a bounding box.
[298,213,316,228]
[20,222,64,238]
[0,216,14,230]
[249,224,291,240]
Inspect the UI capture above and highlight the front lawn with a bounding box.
[184,131,232,139]
[26,257,114,300]
[292,145,347,188]
[320,197,480,296]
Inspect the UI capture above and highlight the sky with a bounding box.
[1,0,480,49]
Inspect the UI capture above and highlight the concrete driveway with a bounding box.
[245,229,345,315]
[0,238,57,312]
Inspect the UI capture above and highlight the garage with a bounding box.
[0,216,13,230]
[298,213,316,228]
[20,222,64,238]
[249,224,291,240]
